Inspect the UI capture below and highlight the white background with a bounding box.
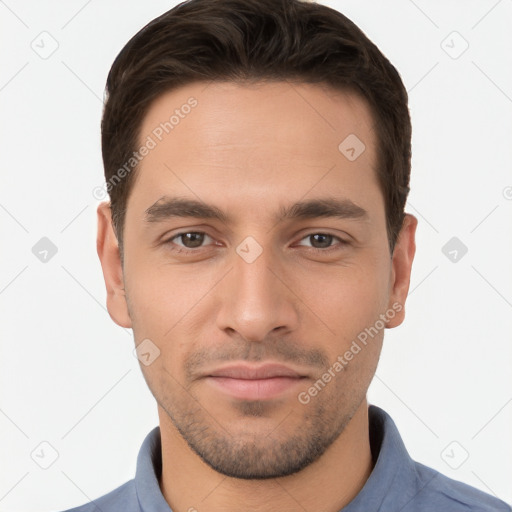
[0,1,511,510]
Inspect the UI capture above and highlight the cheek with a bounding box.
[124,252,207,328]
[124,259,222,377]
[292,255,390,343]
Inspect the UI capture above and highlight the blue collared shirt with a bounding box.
[60,405,511,511]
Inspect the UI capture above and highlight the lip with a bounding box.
[205,363,307,401]
[208,363,304,379]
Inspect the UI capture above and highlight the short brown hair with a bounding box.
[101,0,411,255]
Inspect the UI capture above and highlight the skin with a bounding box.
[97,81,417,512]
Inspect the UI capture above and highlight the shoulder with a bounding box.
[408,461,511,511]
[57,479,139,512]
[367,405,510,511]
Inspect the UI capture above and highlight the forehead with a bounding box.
[128,80,383,223]
[139,80,376,159]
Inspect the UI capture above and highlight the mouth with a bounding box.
[204,363,308,401]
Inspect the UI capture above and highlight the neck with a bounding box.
[158,399,373,512]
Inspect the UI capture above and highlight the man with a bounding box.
[61,0,511,510]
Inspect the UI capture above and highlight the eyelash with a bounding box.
[164,231,349,255]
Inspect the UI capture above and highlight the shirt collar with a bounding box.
[342,405,421,511]
[134,405,418,512]
[134,425,173,512]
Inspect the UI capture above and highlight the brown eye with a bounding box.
[308,233,333,249]
[171,232,211,249]
[297,233,338,249]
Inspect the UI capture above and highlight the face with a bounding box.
[97,81,416,479]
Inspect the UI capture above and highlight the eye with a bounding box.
[163,231,348,254]
[169,231,214,250]
[296,233,347,250]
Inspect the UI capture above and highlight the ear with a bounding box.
[96,202,132,328]
[386,213,417,328]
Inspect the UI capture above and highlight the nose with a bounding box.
[215,242,300,343]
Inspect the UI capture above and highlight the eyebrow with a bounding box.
[144,196,369,224]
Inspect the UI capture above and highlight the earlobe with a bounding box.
[96,202,132,328]
[386,213,418,329]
